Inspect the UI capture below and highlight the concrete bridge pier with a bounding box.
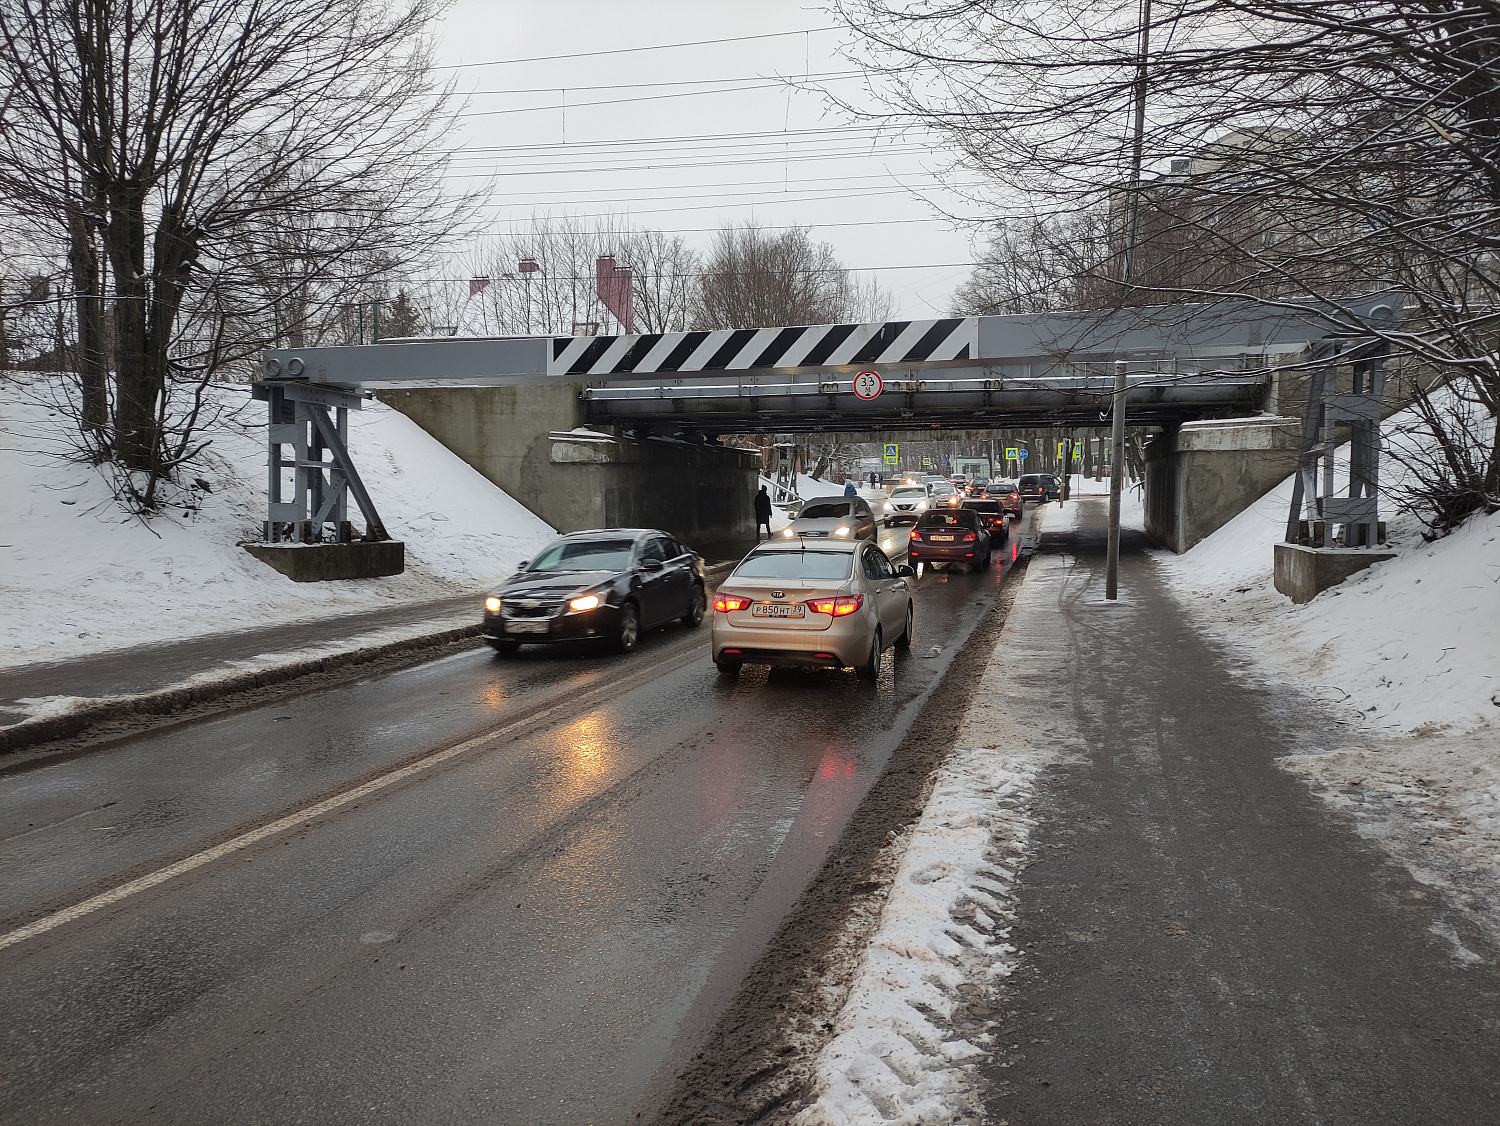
[1143,416,1301,554]
[377,385,760,557]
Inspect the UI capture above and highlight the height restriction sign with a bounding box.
[852,371,883,400]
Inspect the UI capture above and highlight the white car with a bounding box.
[711,539,915,679]
[783,495,879,541]
[884,484,932,526]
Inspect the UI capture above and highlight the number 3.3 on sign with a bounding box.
[852,371,883,400]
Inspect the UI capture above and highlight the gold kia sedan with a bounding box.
[710,539,915,679]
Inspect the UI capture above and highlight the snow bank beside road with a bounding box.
[0,376,555,668]
[794,557,1072,1125]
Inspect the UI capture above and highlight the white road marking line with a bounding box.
[0,683,605,953]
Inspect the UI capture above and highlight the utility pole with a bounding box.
[1108,0,1152,601]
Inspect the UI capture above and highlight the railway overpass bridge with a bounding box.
[253,294,1399,572]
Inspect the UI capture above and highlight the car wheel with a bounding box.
[895,603,913,649]
[615,602,640,654]
[716,658,742,677]
[490,639,519,657]
[682,583,706,628]
[857,628,882,681]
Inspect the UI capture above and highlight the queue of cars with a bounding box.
[481,469,1061,675]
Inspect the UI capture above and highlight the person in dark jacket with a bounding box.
[843,480,857,497]
[754,485,773,540]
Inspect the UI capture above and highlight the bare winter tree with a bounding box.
[456,214,634,337]
[951,209,1114,315]
[622,228,701,334]
[835,0,1500,532]
[443,215,702,338]
[0,0,463,509]
[694,222,894,329]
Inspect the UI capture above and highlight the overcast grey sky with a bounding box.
[430,0,983,319]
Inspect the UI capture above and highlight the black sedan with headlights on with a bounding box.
[482,529,706,656]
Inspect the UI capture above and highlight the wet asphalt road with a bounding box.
[985,504,1500,1123]
[0,524,1018,1124]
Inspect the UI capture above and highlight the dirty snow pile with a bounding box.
[0,374,555,667]
[794,557,1075,1126]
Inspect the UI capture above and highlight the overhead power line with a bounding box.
[446,147,935,177]
[448,124,926,157]
[434,27,840,70]
[475,184,989,218]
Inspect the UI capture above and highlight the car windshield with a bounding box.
[891,487,926,499]
[528,538,634,572]
[799,501,851,520]
[732,549,853,580]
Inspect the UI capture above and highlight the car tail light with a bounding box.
[1010,492,1019,501]
[908,529,923,541]
[961,531,978,541]
[808,595,864,616]
[713,594,751,612]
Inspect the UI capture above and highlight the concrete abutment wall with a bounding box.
[1144,416,1301,553]
[378,386,759,556]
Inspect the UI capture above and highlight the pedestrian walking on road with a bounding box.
[754,484,773,540]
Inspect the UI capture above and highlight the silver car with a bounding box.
[711,540,915,679]
[780,495,879,541]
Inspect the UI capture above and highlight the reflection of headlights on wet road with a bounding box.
[484,596,502,613]
[567,594,600,612]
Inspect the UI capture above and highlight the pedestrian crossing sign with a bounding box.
[1004,447,1020,460]
[883,443,899,465]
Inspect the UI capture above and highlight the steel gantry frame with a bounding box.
[254,294,1401,545]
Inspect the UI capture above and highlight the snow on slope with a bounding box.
[0,375,555,667]
[1158,442,1498,737]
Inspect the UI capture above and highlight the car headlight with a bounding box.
[834,526,850,536]
[484,596,502,613]
[783,527,795,537]
[568,594,601,612]
[916,500,927,510]
[883,502,893,511]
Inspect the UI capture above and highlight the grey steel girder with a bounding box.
[258,292,1404,395]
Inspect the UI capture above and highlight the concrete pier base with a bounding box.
[244,541,405,582]
[1273,542,1395,604]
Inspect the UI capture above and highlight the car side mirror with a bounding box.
[897,564,916,577]
[643,558,664,572]
[515,559,529,571]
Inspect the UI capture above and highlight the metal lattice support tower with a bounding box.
[1285,343,1389,548]
[253,382,388,544]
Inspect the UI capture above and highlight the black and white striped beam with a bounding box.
[548,317,977,378]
